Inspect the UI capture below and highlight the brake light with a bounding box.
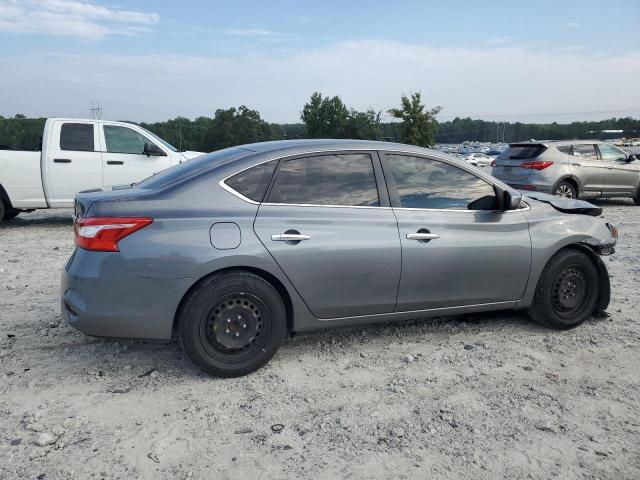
[74,217,153,252]
[520,161,554,170]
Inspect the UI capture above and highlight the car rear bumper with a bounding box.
[497,179,555,194]
[61,249,193,340]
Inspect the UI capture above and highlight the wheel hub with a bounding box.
[553,268,585,311]
[204,295,263,351]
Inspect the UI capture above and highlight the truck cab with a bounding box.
[0,118,203,217]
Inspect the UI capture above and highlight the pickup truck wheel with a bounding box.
[2,209,20,221]
[178,271,287,378]
[528,249,599,329]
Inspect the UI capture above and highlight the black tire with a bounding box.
[178,271,287,378]
[528,249,600,329]
[2,209,19,221]
[0,200,5,222]
[633,189,640,206]
[553,181,578,199]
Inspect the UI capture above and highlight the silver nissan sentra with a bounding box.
[62,140,617,377]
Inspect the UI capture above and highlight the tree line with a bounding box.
[2,92,639,152]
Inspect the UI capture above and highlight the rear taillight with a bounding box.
[520,161,554,170]
[74,217,153,252]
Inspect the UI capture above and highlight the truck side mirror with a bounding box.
[143,142,166,157]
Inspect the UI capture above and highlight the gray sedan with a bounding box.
[62,140,617,377]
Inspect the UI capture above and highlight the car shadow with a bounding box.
[589,198,636,207]
[2,214,73,228]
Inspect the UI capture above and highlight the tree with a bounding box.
[388,92,442,147]
[301,92,350,138]
[345,109,383,140]
[200,106,276,151]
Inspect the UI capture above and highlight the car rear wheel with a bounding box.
[178,271,287,378]
[633,189,640,206]
[3,209,20,221]
[553,181,577,199]
[528,249,599,329]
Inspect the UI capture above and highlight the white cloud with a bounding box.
[1,40,639,123]
[0,0,159,38]
[567,22,581,28]
[224,28,281,37]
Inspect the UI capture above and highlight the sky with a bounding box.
[0,0,639,124]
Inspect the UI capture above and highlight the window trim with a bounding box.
[219,148,528,213]
[221,150,390,208]
[380,151,506,212]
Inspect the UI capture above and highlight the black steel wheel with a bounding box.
[179,271,287,377]
[529,248,599,329]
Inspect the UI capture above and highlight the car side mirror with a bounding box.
[499,189,522,211]
[626,154,637,162]
[143,142,166,157]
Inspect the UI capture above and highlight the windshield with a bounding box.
[138,126,178,152]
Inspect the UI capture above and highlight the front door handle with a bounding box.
[107,160,124,165]
[54,158,72,163]
[271,233,311,242]
[571,163,582,167]
[406,232,440,241]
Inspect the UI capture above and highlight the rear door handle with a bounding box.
[54,158,71,163]
[571,163,582,167]
[271,234,311,242]
[107,160,124,165]
[407,233,440,241]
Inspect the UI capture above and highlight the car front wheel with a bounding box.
[179,271,287,377]
[528,248,599,329]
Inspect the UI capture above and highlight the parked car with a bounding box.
[63,140,616,377]
[0,118,203,221]
[491,140,639,203]
[465,152,494,166]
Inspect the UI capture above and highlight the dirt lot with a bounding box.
[1,201,639,480]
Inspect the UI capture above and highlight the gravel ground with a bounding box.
[0,202,639,479]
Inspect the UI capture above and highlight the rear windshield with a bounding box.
[135,147,249,189]
[505,144,547,159]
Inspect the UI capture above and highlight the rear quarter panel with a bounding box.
[0,150,47,208]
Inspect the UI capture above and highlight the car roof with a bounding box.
[234,139,440,156]
[511,139,603,146]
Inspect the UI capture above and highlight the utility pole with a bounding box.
[89,100,102,120]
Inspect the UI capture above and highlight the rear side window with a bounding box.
[387,154,495,210]
[572,144,598,159]
[505,144,547,159]
[225,161,277,202]
[267,154,379,207]
[60,123,94,152]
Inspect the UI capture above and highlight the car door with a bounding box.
[380,153,531,311]
[571,144,604,196]
[46,121,102,206]
[101,124,172,187]
[596,143,638,195]
[253,152,401,319]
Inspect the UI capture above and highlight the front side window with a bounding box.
[225,161,277,202]
[60,123,94,152]
[104,125,154,154]
[267,154,379,207]
[598,144,627,162]
[387,154,495,210]
[572,144,598,159]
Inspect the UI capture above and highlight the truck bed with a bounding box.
[0,150,47,208]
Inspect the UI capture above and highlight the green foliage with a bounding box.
[0,115,46,150]
[388,92,442,147]
[200,106,276,151]
[301,92,383,140]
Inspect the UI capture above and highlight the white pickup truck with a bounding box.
[0,118,203,221]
